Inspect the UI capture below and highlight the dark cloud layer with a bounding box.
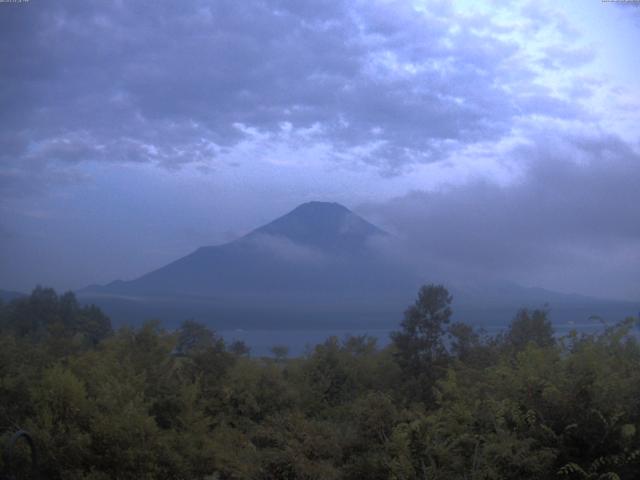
[1,0,587,186]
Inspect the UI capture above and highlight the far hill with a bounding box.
[78,202,639,329]
[0,289,26,303]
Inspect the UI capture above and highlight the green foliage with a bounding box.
[0,287,639,479]
[507,307,555,352]
[0,287,112,350]
[391,284,453,403]
[176,319,217,356]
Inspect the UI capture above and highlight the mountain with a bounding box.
[78,202,638,329]
[248,201,386,253]
[82,201,401,297]
[79,202,416,327]
[0,289,26,303]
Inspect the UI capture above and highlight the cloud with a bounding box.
[246,233,328,264]
[0,0,602,194]
[361,129,640,300]
[540,45,596,70]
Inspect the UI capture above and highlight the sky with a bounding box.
[0,0,638,300]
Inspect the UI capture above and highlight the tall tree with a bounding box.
[507,307,554,351]
[175,320,215,356]
[391,284,453,403]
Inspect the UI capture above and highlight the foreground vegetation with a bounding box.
[1,286,639,479]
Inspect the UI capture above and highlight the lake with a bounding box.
[219,321,616,357]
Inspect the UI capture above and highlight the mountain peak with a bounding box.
[292,201,350,213]
[245,201,385,252]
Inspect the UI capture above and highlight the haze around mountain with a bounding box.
[79,202,638,330]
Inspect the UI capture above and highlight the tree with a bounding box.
[391,284,453,403]
[507,308,554,352]
[0,287,111,348]
[229,340,251,357]
[447,321,480,362]
[303,337,355,408]
[271,345,289,362]
[175,320,215,356]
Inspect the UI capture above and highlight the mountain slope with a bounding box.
[78,202,638,328]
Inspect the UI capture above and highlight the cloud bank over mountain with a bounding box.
[363,130,640,300]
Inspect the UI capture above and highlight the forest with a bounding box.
[0,286,639,480]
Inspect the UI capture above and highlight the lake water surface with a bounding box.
[220,322,614,357]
